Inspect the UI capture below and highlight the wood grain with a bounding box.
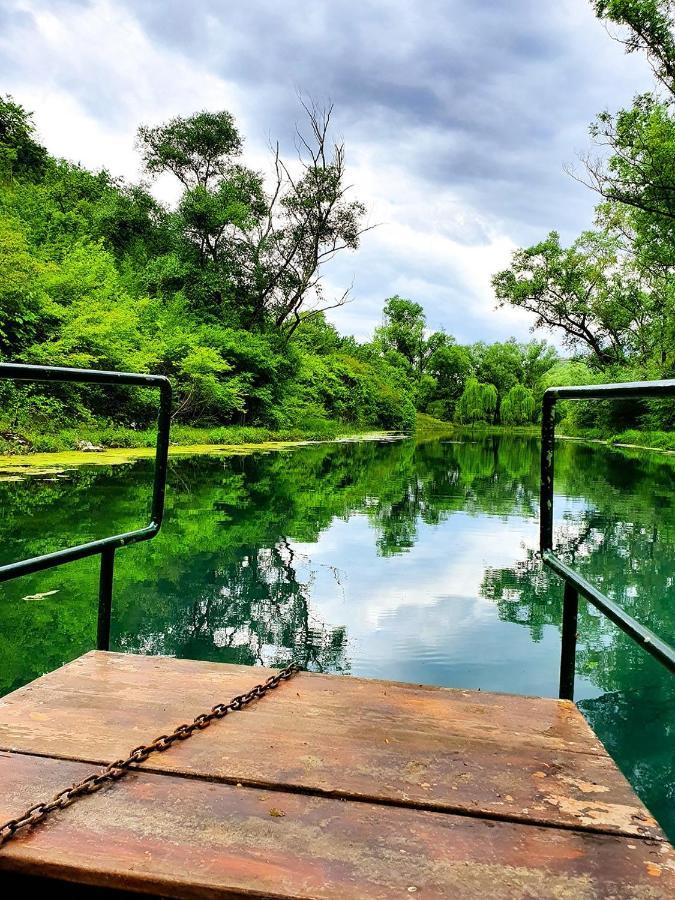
[0,652,662,839]
[1,751,673,899]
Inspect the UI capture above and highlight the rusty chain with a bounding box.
[0,661,300,848]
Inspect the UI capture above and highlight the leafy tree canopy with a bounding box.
[0,95,47,181]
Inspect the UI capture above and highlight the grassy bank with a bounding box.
[414,415,542,443]
[610,430,675,452]
[418,416,675,452]
[450,423,540,437]
[0,423,405,474]
[558,427,675,453]
[417,416,675,456]
[0,420,367,457]
[415,413,457,434]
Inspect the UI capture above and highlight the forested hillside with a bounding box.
[0,98,417,448]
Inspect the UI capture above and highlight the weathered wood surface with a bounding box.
[1,752,673,899]
[0,651,661,838]
[0,651,672,898]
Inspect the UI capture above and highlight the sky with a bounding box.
[0,0,652,343]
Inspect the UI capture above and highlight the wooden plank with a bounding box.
[1,751,673,899]
[0,652,662,840]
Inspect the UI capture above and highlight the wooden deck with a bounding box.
[0,651,673,897]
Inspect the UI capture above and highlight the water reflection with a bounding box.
[0,435,673,836]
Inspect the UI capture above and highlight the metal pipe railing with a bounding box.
[539,378,675,699]
[0,363,171,650]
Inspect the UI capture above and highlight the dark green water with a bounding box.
[0,435,673,837]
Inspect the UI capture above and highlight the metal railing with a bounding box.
[0,363,171,651]
[539,378,675,700]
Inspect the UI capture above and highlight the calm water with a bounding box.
[0,435,673,837]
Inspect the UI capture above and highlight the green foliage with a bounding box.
[0,90,668,447]
[0,215,53,354]
[374,296,427,370]
[472,338,525,396]
[137,103,368,333]
[137,110,243,188]
[610,428,675,450]
[372,297,557,427]
[175,345,243,422]
[424,341,473,419]
[594,0,675,95]
[500,384,535,425]
[456,378,498,424]
[0,95,47,180]
[0,98,416,443]
[492,230,655,366]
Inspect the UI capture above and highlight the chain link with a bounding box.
[0,661,300,848]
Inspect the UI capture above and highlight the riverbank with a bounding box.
[0,421,364,457]
[0,429,405,476]
[414,413,457,434]
[431,421,675,454]
[449,423,540,437]
[0,411,444,467]
[560,427,675,453]
[0,415,672,475]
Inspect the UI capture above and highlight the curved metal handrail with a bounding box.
[0,363,172,650]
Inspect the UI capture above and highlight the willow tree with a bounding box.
[500,384,535,425]
[456,378,497,424]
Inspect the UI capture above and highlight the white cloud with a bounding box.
[1,0,246,194]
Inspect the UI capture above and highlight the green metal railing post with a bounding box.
[538,378,675,699]
[539,391,556,552]
[97,547,115,651]
[558,582,578,701]
[544,550,675,676]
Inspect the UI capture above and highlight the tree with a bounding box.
[372,298,473,419]
[493,0,675,391]
[423,340,473,419]
[137,110,243,188]
[521,340,559,388]
[0,95,47,181]
[582,2,674,236]
[259,102,368,335]
[585,97,675,237]
[173,345,245,423]
[472,339,524,397]
[584,2,675,374]
[492,230,658,366]
[138,101,368,335]
[0,94,413,437]
[456,378,497,425]
[594,1,674,91]
[374,296,427,371]
[500,384,535,425]
[0,216,51,355]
